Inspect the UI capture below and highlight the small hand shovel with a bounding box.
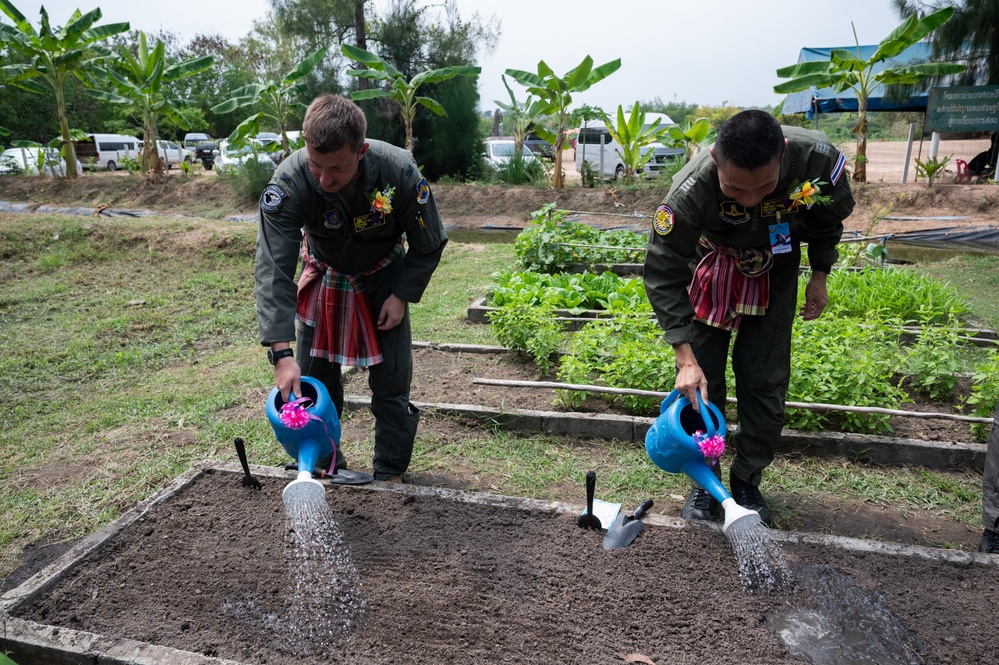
[603,499,654,550]
[233,437,262,490]
[577,471,602,530]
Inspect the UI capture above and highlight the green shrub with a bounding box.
[557,311,674,414]
[821,267,970,324]
[221,159,275,201]
[966,349,999,442]
[513,204,645,273]
[488,151,547,186]
[787,316,908,434]
[487,293,563,376]
[490,269,650,314]
[903,315,964,400]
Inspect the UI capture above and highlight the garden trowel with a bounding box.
[602,499,654,550]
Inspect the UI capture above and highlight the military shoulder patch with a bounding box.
[415,178,430,205]
[260,184,286,213]
[653,204,675,236]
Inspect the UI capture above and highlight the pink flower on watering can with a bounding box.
[279,398,313,430]
[694,430,725,466]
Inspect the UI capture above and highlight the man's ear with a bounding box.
[358,142,370,159]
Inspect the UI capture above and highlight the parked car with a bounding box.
[213,138,277,172]
[140,140,193,169]
[574,113,683,180]
[0,146,80,176]
[484,138,540,169]
[253,132,283,165]
[523,133,555,160]
[191,141,218,170]
[183,132,213,149]
[75,133,141,171]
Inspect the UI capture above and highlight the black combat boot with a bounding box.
[680,487,720,522]
[729,473,773,527]
[980,529,999,554]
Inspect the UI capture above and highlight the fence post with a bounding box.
[901,123,915,184]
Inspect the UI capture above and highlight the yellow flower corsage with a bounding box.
[368,186,395,218]
[786,179,832,211]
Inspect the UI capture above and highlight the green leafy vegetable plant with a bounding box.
[965,349,999,442]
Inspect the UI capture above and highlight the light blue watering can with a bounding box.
[266,376,341,506]
[645,389,759,533]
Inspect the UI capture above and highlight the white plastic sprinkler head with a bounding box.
[282,471,326,508]
[720,497,762,535]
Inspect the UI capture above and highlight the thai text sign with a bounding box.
[927,85,999,132]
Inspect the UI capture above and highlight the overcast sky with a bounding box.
[10,0,910,111]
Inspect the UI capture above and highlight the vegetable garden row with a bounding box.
[482,207,999,442]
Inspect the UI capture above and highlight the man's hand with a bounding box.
[270,343,301,402]
[377,294,406,331]
[673,342,708,412]
[801,271,830,321]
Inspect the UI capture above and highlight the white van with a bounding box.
[75,133,141,171]
[574,112,683,180]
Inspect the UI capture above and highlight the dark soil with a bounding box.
[12,471,998,665]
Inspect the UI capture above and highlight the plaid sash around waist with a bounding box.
[296,239,405,366]
[688,238,772,332]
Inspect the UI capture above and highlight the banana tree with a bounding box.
[774,7,964,183]
[341,43,481,153]
[505,55,621,189]
[0,1,129,178]
[602,102,675,181]
[211,46,328,162]
[88,32,213,174]
[493,74,546,154]
[665,117,715,164]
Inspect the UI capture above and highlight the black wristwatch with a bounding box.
[267,348,294,365]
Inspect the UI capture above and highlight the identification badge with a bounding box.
[769,221,791,254]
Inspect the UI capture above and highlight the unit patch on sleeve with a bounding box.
[415,178,430,205]
[260,184,286,213]
[653,204,675,236]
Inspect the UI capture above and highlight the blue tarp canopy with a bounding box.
[782,42,933,118]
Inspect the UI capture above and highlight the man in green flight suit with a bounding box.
[255,94,448,482]
[644,110,853,524]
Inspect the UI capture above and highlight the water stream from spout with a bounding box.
[282,487,365,655]
[725,514,794,596]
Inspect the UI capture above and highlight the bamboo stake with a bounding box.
[471,377,995,425]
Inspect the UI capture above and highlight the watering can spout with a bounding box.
[680,459,732,505]
[720,498,762,534]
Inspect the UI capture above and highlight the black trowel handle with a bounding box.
[632,499,654,521]
[585,471,596,512]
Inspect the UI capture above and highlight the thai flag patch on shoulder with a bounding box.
[830,151,847,185]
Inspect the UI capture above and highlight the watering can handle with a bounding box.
[660,389,681,415]
[693,392,717,438]
[660,389,717,437]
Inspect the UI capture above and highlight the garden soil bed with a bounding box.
[7,470,998,665]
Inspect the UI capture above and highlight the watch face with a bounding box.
[268,348,293,365]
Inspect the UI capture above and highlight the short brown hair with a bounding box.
[302,95,367,153]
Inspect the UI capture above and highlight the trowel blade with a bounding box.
[602,513,645,550]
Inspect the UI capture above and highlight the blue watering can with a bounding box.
[266,376,341,506]
[645,389,759,534]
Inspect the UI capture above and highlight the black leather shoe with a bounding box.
[981,529,999,554]
[680,487,719,522]
[730,473,773,526]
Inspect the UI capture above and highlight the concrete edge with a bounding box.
[344,397,987,472]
